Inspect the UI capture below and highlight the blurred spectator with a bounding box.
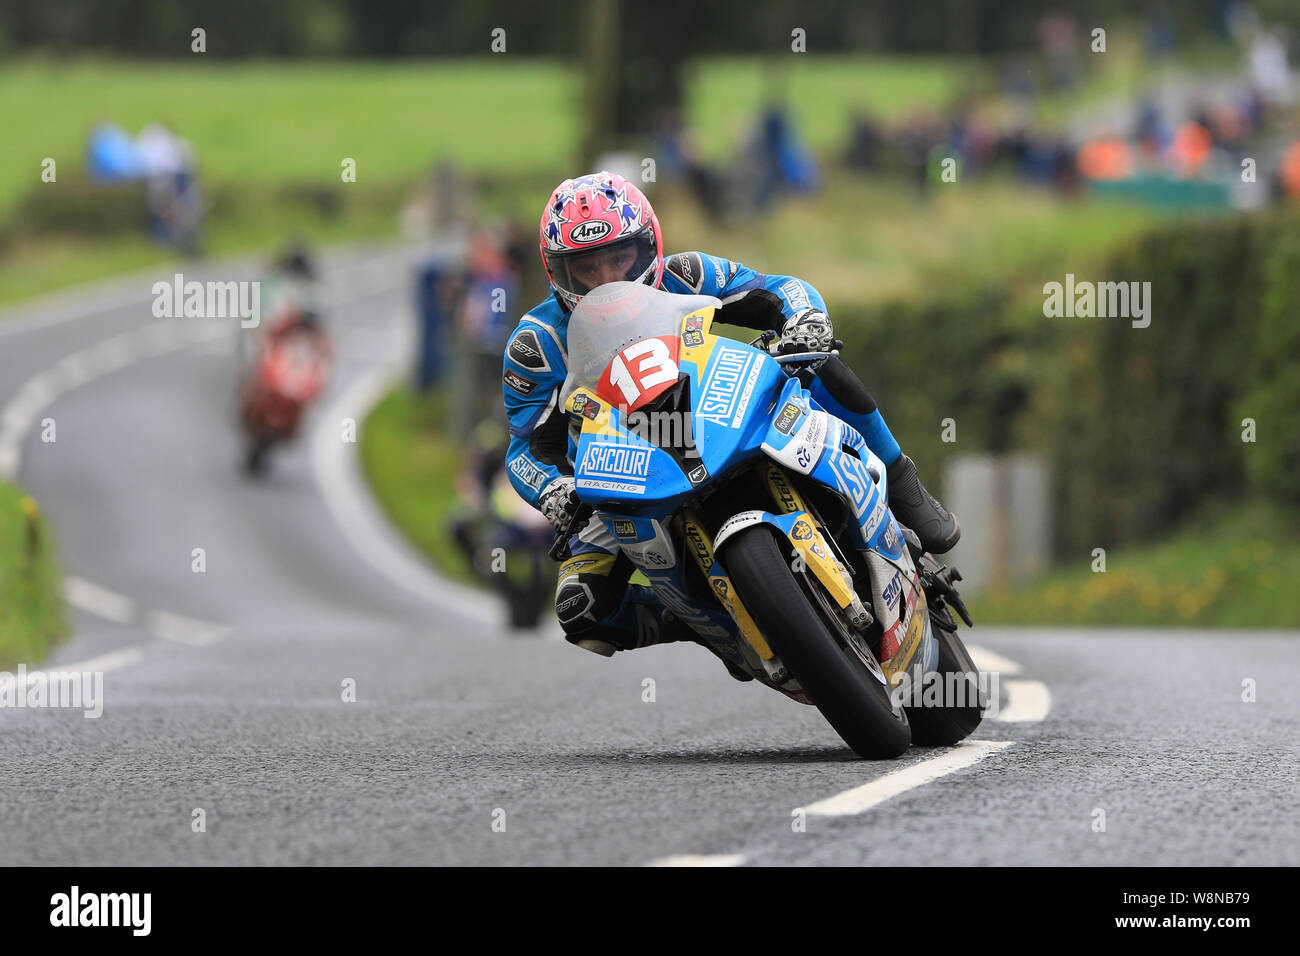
[1038,13,1080,91]
[448,419,553,630]
[1248,26,1293,107]
[1144,7,1179,59]
[455,226,522,414]
[86,122,144,181]
[1279,141,1300,199]
[844,109,882,172]
[1169,120,1214,177]
[137,123,202,253]
[651,109,727,223]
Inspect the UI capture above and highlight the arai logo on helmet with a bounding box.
[570,220,613,244]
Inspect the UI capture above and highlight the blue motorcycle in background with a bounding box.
[555,282,984,759]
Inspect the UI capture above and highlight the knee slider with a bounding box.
[554,552,620,635]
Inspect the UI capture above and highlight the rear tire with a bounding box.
[244,437,272,476]
[904,608,984,746]
[724,526,911,759]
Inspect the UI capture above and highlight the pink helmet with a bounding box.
[539,171,664,311]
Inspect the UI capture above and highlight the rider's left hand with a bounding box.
[780,309,834,353]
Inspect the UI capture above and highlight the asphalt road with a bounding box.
[1,250,1297,866]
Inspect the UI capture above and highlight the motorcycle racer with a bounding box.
[502,171,959,659]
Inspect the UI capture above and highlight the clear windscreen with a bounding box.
[560,281,720,403]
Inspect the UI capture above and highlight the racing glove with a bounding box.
[779,308,835,353]
[538,475,582,534]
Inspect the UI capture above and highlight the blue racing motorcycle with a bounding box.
[556,282,984,759]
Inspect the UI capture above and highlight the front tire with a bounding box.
[724,526,911,759]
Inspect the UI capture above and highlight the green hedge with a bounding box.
[835,211,1300,557]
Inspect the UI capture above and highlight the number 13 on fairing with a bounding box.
[599,335,682,411]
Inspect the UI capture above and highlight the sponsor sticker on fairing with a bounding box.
[882,520,903,555]
[881,572,903,615]
[508,455,547,492]
[613,519,636,538]
[577,442,652,494]
[774,401,801,435]
[697,346,761,428]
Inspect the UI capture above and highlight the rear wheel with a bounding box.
[724,526,911,759]
[244,437,273,476]
[904,603,984,745]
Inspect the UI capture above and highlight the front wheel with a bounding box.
[723,526,911,759]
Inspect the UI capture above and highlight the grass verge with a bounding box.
[0,483,69,669]
[359,385,474,583]
[968,503,1300,628]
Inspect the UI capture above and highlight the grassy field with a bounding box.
[0,58,579,214]
[656,171,1159,307]
[0,483,68,669]
[969,503,1300,628]
[0,54,978,218]
[685,55,977,158]
[0,54,1179,308]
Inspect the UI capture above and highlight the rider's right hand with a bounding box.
[538,475,581,534]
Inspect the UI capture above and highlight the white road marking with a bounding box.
[65,576,228,647]
[63,577,137,625]
[992,678,1052,723]
[800,739,1016,818]
[646,854,747,867]
[20,646,145,685]
[2,319,234,663]
[145,610,228,647]
[966,644,1023,676]
[0,319,230,481]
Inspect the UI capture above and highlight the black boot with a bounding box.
[886,454,961,554]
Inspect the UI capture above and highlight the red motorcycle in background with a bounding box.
[238,309,332,475]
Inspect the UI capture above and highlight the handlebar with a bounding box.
[547,502,595,561]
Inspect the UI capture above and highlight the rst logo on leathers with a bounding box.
[507,328,551,373]
[667,252,705,293]
[570,220,612,244]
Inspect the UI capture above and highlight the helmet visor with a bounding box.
[544,229,657,302]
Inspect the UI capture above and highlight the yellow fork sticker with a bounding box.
[788,518,854,610]
[763,463,807,515]
[682,511,776,661]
